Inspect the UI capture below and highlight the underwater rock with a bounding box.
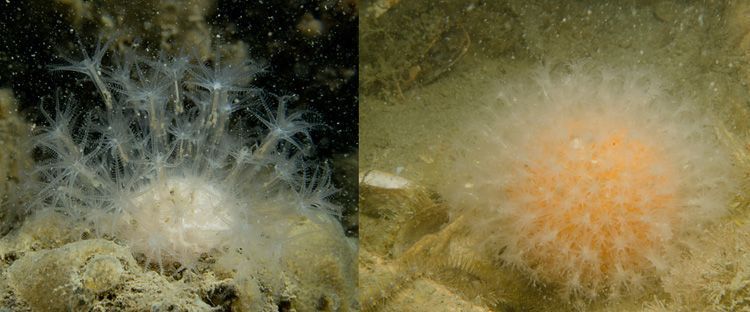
[82,254,125,294]
[7,239,135,311]
[281,217,358,311]
[360,170,448,257]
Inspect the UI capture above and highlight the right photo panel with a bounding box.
[360,1,750,311]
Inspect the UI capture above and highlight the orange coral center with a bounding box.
[507,119,679,285]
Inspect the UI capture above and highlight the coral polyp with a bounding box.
[444,65,737,300]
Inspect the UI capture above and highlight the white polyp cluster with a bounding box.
[122,176,232,265]
[31,39,343,270]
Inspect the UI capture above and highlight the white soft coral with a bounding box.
[33,42,344,272]
[121,175,233,269]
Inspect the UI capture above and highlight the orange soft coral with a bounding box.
[444,64,737,300]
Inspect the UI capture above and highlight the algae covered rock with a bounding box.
[82,254,126,294]
[281,216,359,312]
[5,238,214,311]
[7,239,134,311]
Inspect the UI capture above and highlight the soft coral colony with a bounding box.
[443,64,738,303]
[28,38,350,281]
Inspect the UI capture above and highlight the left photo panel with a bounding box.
[0,1,358,311]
